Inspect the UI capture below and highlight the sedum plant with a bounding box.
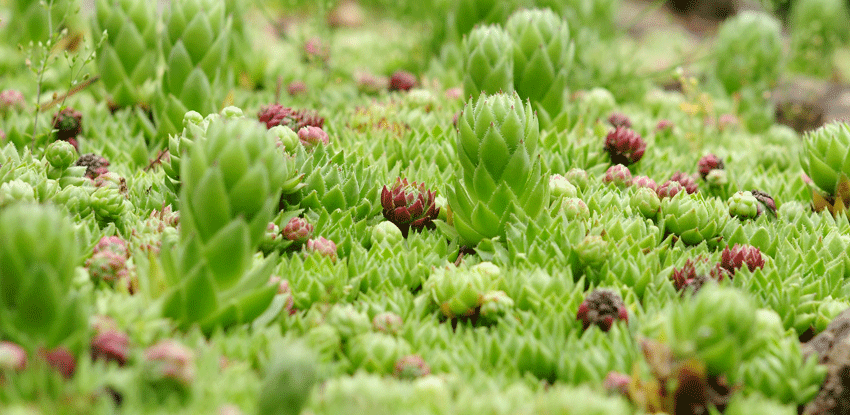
[0,204,89,354]
[159,115,292,333]
[462,25,514,99]
[713,11,783,96]
[660,193,725,245]
[448,92,548,246]
[801,121,850,217]
[504,8,573,126]
[155,0,232,138]
[91,0,158,108]
[787,0,850,78]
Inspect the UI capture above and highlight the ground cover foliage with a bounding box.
[1,0,850,413]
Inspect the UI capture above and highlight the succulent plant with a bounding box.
[423,264,495,319]
[161,116,293,332]
[565,168,591,191]
[91,0,158,108]
[371,221,404,247]
[656,180,685,199]
[389,71,417,92]
[698,154,724,180]
[549,174,577,199]
[144,340,195,387]
[608,112,632,128]
[45,140,78,171]
[75,153,110,180]
[448,92,547,246]
[0,341,27,372]
[52,107,83,150]
[666,285,759,376]
[381,178,439,238]
[604,127,646,166]
[0,204,89,353]
[282,217,314,244]
[728,191,760,220]
[40,346,77,379]
[478,290,515,323]
[576,289,628,332]
[661,193,724,245]
[258,104,325,131]
[558,197,590,220]
[394,355,430,380]
[155,0,232,137]
[670,258,726,293]
[90,328,129,366]
[576,235,610,267]
[258,342,318,415]
[346,332,412,374]
[0,90,25,114]
[668,171,699,194]
[462,25,514,98]
[788,0,850,77]
[305,237,338,263]
[631,186,661,218]
[603,164,632,188]
[631,175,657,192]
[297,126,330,149]
[713,11,783,95]
[372,312,404,335]
[801,122,850,213]
[719,244,765,275]
[505,8,573,124]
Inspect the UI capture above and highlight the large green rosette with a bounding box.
[505,8,573,125]
[448,92,548,246]
[160,116,291,333]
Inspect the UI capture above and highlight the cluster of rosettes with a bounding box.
[603,164,631,188]
[671,245,765,294]
[85,236,135,293]
[719,244,765,275]
[670,258,727,294]
[257,104,325,131]
[261,216,316,254]
[381,178,439,238]
[698,154,725,180]
[304,236,338,263]
[666,171,699,194]
[52,107,83,150]
[576,289,628,332]
[604,127,646,166]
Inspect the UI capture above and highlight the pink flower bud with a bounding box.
[0,341,27,371]
[298,126,329,148]
[144,340,195,386]
[40,346,76,379]
[91,329,129,366]
[282,217,314,244]
[603,164,632,187]
[389,71,417,92]
[305,237,337,262]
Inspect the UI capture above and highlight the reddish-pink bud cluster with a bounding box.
[381,178,439,237]
[697,154,724,180]
[257,104,325,131]
[720,244,765,275]
[631,175,658,192]
[282,217,314,244]
[52,107,83,150]
[604,127,646,166]
[608,112,632,128]
[75,153,110,180]
[668,171,699,194]
[389,70,417,92]
[603,164,632,187]
[576,289,628,332]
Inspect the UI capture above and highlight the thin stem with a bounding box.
[31,0,56,149]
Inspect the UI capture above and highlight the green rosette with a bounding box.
[462,25,515,99]
[714,11,783,95]
[661,193,724,245]
[505,8,573,125]
[155,0,232,138]
[448,92,548,246]
[666,285,758,376]
[0,204,88,353]
[801,121,850,196]
[92,0,158,108]
[161,116,293,333]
